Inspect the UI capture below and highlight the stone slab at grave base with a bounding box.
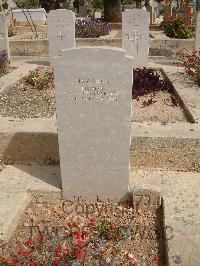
[0,165,61,241]
[129,168,200,266]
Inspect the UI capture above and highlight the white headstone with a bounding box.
[0,14,10,60]
[95,11,101,19]
[47,9,75,63]
[54,47,132,201]
[122,9,149,68]
[195,12,200,51]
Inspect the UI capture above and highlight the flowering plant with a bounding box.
[162,18,193,39]
[75,19,111,38]
[176,49,200,86]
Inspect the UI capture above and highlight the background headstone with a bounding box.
[78,6,88,17]
[48,9,75,63]
[195,12,200,51]
[0,14,10,60]
[95,11,101,19]
[122,9,149,68]
[54,47,132,201]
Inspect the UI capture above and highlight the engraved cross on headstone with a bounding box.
[126,30,141,54]
[0,33,4,38]
[57,30,66,40]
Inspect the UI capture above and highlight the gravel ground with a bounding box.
[0,66,186,122]
[132,91,187,123]
[2,200,165,265]
[0,67,56,119]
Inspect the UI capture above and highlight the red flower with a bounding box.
[153,255,160,264]
[38,234,45,241]
[109,223,116,230]
[74,249,84,259]
[55,244,62,257]
[26,250,32,257]
[111,249,116,256]
[124,203,130,209]
[28,262,37,266]
[88,218,95,228]
[0,257,9,263]
[66,247,72,255]
[76,239,83,247]
[18,248,24,256]
[72,230,81,239]
[52,259,60,265]
[0,243,6,250]
[81,230,88,239]
[10,258,17,265]
[24,239,33,246]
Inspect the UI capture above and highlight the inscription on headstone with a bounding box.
[54,47,132,200]
[195,12,200,51]
[48,9,75,63]
[0,15,10,59]
[122,9,149,67]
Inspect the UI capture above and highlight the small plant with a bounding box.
[94,219,121,240]
[177,49,200,86]
[163,18,193,39]
[25,67,54,89]
[133,68,174,98]
[75,19,111,38]
[8,26,16,37]
[25,71,38,86]
[132,68,178,107]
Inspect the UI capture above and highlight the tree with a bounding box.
[73,0,85,13]
[39,0,63,12]
[91,0,103,12]
[103,0,122,22]
[15,0,39,8]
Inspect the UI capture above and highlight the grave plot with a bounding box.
[0,65,188,123]
[0,200,165,265]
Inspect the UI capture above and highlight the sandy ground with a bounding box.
[2,200,165,265]
[132,91,187,123]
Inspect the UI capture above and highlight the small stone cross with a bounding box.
[57,30,66,40]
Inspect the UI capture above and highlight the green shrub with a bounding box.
[163,19,193,39]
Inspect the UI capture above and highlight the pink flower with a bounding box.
[153,255,160,264]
